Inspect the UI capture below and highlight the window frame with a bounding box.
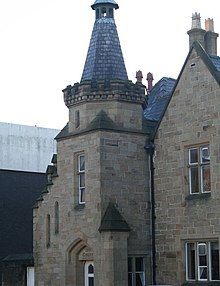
[185,241,219,282]
[78,154,85,205]
[46,214,51,248]
[55,201,59,234]
[188,144,211,195]
[128,257,145,286]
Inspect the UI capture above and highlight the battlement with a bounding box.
[63,79,147,109]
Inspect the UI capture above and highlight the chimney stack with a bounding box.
[187,13,218,56]
[187,13,206,50]
[136,70,143,83]
[204,18,219,56]
[146,72,154,91]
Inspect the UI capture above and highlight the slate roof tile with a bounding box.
[144,77,176,122]
[81,11,128,81]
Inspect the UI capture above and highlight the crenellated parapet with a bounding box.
[63,79,147,109]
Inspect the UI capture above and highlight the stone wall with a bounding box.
[154,49,220,285]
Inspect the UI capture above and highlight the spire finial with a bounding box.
[91,0,119,19]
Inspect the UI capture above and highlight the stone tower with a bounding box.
[33,1,151,285]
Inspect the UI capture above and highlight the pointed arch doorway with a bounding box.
[85,261,94,286]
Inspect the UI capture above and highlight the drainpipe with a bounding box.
[145,141,156,285]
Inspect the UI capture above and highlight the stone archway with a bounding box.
[65,238,94,286]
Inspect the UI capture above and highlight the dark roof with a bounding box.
[0,169,47,263]
[91,0,119,9]
[209,54,220,71]
[3,253,33,263]
[81,15,128,81]
[144,77,176,122]
[99,202,130,232]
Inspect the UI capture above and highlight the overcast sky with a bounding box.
[0,0,219,130]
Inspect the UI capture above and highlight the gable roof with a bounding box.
[151,40,220,139]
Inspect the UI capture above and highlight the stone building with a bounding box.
[152,13,220,285]
[33,2,220,286]
[33,0,152,285]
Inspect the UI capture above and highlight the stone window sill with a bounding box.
[185,192,211,200]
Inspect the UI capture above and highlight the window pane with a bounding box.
[211,242,219,280]
[79,155,85,171]
[136,272,144,286]
[186,243,196,280]
[189,148,198,164]
[201,146,210,163]
[199,266,208,280]
[128,258,132,272]
[135,258,144,271]
[201,165,211,193]
[128,273,133,286]
[88,264,94,274]
[189,167,199,193]
[80,188,85,203]
[88,277,94,286]
[80,173,85,188]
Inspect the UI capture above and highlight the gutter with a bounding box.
[145,141,156,285]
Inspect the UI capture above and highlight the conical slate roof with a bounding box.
[81,1,128,82]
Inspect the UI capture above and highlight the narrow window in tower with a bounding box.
[75,110,80,128]
[46,214,51,248]
[55,201,59,234]
[78,154,85,204]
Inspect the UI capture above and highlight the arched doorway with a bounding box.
[85,261,94,286]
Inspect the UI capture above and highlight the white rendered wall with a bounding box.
[0,122,59,173]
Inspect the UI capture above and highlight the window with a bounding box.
[75,110,80,128]
[128,257,145,286]
[78,154,85,204]
[46,214,51,248]
[188,145,211,194]
[85,261,94,286]
[55,201,59,234]
[186,241,219,281]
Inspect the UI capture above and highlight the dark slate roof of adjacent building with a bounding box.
[0,169,47,264]
[81,12,128,81]
[144,77,176,122]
